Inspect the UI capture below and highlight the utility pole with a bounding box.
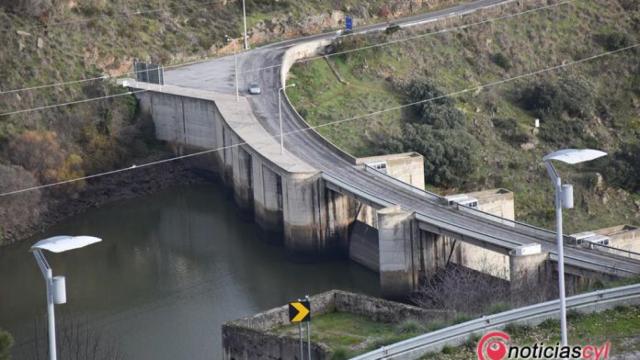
[305,294,311,360]
[225,34,240,102]
[242,0,249,50]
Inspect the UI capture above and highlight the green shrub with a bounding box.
[519,78,596,145]
[0,328,13,360]
[491,118,530,145]
[453,314,473,325]
[606,141,640,192]
[441,345,456,354]
[504,323,532,338]
[538,318,560,330]
[380,124,479,187]
[396,319,422,333]
[385,24,401,35]
[595,31,633,51]
[405,78,465,129]
[331,347,349,360]
[487,302,511,315]
[492,52,512,70]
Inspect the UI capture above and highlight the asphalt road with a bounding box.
[164,0,640,277]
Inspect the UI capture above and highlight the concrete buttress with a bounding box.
[378,206,420,299]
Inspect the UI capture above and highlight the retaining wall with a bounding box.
[222,290,454,360]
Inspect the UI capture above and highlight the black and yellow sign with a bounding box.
[288,300,311,323]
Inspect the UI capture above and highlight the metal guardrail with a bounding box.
[325,169,640,276]
[362,164,443,202]
[351,283,640,360]
[363,164,640,261]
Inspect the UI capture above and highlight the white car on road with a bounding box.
[248,83,261,95]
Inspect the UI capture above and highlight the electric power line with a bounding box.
[0,90,147,117]
[1,42,637,197]
[0,0,573,96]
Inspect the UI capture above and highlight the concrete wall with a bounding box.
[595,225,640,254]
[357,152,426,189]
[349,220,379,271]
[222,290,453,360]
[378,206,421,299]
[129,80,354,257]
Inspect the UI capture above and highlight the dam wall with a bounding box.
[126,80,354,258]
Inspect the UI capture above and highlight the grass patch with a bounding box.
[272,311,438,357]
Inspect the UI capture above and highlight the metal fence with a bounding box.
[133,59,164,85]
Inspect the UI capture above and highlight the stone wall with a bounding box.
[222,290,453,360]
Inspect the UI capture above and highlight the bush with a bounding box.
[520,79,594,120]
[380,124,479,187]
[0,328,13,360]
[385,24,401,35]
[492,52,512,70]
[596,31,633,51]
[491,118,530,145]
[607,141,640,192]
[331,347,349,360]
[405,78,465,129]
[396,319,422,333]
[519,78,596,145]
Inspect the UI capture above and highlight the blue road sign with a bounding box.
[346,16,353,31]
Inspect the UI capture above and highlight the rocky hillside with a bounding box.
[0,0,467,245]
[288,0,640,232]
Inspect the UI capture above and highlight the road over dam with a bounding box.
[126,0,640,298]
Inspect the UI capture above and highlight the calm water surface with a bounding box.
[0,183,379,359]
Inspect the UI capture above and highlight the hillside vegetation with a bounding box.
[0,0,467,244]
[288,0,640,232]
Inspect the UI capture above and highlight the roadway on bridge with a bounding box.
[163,0,640,277]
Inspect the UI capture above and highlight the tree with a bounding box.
[0,164,41,245]
[405,78,465,129]
[8,130,85,192]
[19,315,122,360]
[608,141,640,193]
[519,78,595,145]
[380,124,479,188]
[8,130,65,183]
[0,328,13,360]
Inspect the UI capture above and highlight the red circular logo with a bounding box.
[477,331,510,360]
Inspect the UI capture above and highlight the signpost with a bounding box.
[346,16,353,32]
[289,297,311,359]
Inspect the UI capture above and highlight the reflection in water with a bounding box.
[0,184,379,360]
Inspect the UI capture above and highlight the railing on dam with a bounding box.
[363,164,640,261]
[351,283,640,360]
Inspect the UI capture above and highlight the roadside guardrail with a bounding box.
[351,283,640,359]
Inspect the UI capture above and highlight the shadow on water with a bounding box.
[0,183,379,360]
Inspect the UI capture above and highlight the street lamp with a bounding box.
[242,0,248,50]
[278,83,296,154]
[225,34,240,102]
[543,149,607,346]
[31,235,102,360]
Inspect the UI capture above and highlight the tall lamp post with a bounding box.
[278,83,296,154]
[31,235,102,360]
[543,149,606,346]
[225,34,240,102]
[242,0,248,50]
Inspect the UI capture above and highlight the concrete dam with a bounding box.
[122,3,640,300]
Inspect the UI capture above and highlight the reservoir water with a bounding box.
[0,183,379,359]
